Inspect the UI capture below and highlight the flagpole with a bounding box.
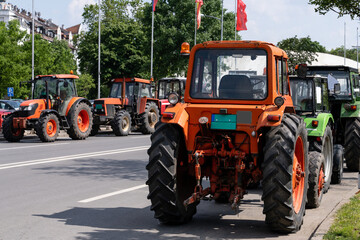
[151,7,154,80]
[221,0,224,41]
[98,0,101,99]
[234,0,237,40]
[194,2,197,45]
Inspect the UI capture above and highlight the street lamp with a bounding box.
[200,14,223,41]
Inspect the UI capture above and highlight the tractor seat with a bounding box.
[219,75,252,99]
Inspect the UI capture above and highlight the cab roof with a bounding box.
[36,74,79,79]
[192,40,288,58]
[112,77,152,84]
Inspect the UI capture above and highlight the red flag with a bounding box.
[237,0,247,31]
[196,0,203,29]
[153,0,158,12]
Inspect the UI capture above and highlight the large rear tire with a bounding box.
[309,125,333,192]
[146,123,197,224]
[35,113,60,142]
[344,118,360,171]
[140,102,159,134]
[3,114,24,142]
[66,102,92,140]
[306,151,325,209]
[112,110,131,136]
[262,114,308,233]
[331,144,344,184]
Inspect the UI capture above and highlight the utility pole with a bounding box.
[98,0,101,99]
[194,2,197,45]
[31,0,34,98]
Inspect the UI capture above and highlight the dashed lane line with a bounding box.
[78,184,147,203]
[0,146,149,170]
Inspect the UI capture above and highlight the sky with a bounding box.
[8,0,360,51]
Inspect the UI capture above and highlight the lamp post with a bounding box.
[98,0,101,99]
[31,0,34,98]
[201,14,222,41]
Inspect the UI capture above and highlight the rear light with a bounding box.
[344,104,357,111]
[316,137,321,142]
[162,112,175,119]
[267,115,281,122]
[312,120,319,127]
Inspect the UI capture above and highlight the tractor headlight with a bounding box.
[20,103,38,111]
[168,92,179,105]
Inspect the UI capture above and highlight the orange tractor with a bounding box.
[91,77,160,136]
[3,74,93,142]
[146,41,309,233]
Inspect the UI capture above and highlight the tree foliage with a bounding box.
[308,0,360,19]
[76,73,95,97]
[277,36,327,73]
[329,47,359,62]
[139,0,236,79]
[0,20,77,99]
[76,0,237,95]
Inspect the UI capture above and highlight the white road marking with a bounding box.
[0,143,70,151]
[78,184,147,203]
[0,146,149,170]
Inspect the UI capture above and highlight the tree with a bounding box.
[0,20,77,99]
[0,20,30,98]
[308,0,360,19]
[76,0,147,95]
[329,47,358,62]
[139,0,236,79]
[76,74,96,98]
[277,36,327,73]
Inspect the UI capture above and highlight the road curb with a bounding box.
[310,184,359,240]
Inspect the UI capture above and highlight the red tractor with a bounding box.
[91,77,160,136]
[3,74,93,142]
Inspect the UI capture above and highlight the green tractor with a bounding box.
[307,66,359,172]
[290,68,343,208]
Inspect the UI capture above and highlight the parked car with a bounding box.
[0,100,21,111]
[0,109,11,133]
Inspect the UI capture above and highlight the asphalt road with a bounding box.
[0,131,358,240]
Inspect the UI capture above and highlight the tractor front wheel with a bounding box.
[67,102,92,140]
[140,102,159,134]
[36,113,60,142]
[3,114,24,142]
[262,114,308,233]
[112,110,131,136]
[344,118,360,171]
[306,151,325,208]
[146,123,197,224]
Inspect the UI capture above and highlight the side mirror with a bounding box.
[334,83,341,94]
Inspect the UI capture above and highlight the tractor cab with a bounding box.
[32,75,78,115]
[156,77,186,113]
[290,75,330,116]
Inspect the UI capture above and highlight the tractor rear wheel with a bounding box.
[309,125,333,192]
[36,113,60,142]
[112,110,131,136]
[306,151,325,209]
[344,118,360,171]
[146,123,197,224]
[331,144,344,184]
[66,102,92,140]
[140,102,159,134]
[3,114,24,142]
[262,114,308,233]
